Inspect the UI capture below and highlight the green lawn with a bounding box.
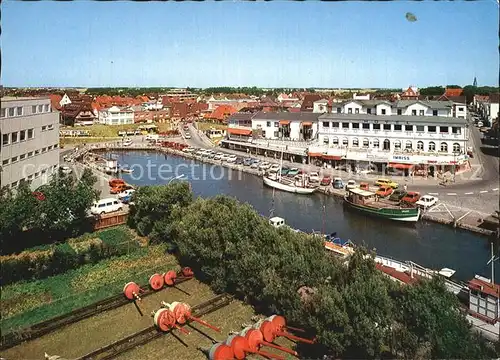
[0,244,179,333]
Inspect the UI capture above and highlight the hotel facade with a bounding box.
[222,98,470,175]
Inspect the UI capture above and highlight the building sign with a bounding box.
[392,155,411,162]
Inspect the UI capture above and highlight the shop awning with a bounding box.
[388,163,414,169]
[228,128,252,136]
[322,155,342,161]
[279,120,291,125]
[308,152,323,157]
[302,122,313,126]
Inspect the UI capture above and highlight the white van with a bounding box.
[90,198,123,215]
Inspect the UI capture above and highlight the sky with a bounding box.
[1,1,498,89]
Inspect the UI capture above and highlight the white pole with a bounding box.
[491,241,495,285]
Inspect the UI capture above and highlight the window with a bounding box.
[8,108,15,117]
[48,145,52,150]
[352,123,360,129]
[452,126,461,134]
[28,174,34,180]
[362,123,370,130]
[38,105,43,113]
[47,124,54,130]
[274,131,279,137]
[417,141,424,150]
[429,141,436,151]
[2,159,9,165]
[11,181,19,188]
[332,122,339,128]
[42,147,47,153]
[323,137,329,145]
[32,105,37,113]
[394,140,401,150]
[11,156,18,163]
[416,125,425,132]
[428,126,436,133]
[20,130,26,141]
[405,125,413,132]
[28,128,34,139]
[373,139,379,148]
[11,132,18,143]
[355,108,359,114]
[348,108,353,114]
[42,125,47,131]
[35,172,40,178]
[352,138,359,147]
[274,122,279,127]
[1,108,5,117]
[419,110,424,116]
[383,124,391,131]
[44,104,50,112]
[405,140,412,150]
[54,143,59,148]
[20,154,26,160]
[332,137,339,145]
[362,138,369,148]
[373,123,381,130]
[440,126,449,133]
[381,109,386,115]
[16,107,23,116]
[432,110,438,116]
[266,121,271,127]
[440,142,448,152]
[367,108,371,114]
[383,139,390,150]
[458,107,464,112]
[35,150,40,155]
[397,109,402,115]
[28,151,33,157]
[411,110,417,116]
[342,137,348,146]
[336,107,341,113]
[2,133,9,146]
[394,125,402,131]
[322,121,330,128]
[342,123,349,129]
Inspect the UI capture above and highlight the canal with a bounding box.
[112,150,498,282]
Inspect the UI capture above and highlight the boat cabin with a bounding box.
[467,276,500,324]
[269,216,286,228]
[346,188,377,204]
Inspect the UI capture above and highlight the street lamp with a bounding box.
[168,174,185,185]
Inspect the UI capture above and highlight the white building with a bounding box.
[310,113,468,166]
[352,93,370,100]
[277,93,299,102]
[250,112,320,141]
[328,100,453,117]
[206,96,255,111]
[98,106,134,125]
[59,93,72,107]
[313,99,329,114]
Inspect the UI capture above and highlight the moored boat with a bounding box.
[344,188,420,222]
[263,174,317,194]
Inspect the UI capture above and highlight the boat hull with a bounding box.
[343,197,420,222]
[263,176,316,195]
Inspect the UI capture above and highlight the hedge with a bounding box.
[0,226,140,286]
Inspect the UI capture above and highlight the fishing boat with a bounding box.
[344,188,420,222]
[262,147,316,194]
[324,233,356,258]
[119,166,134,174]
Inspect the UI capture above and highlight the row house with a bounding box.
[98,106,134,125]
[473,94,499,125]
[250,112,320,141]
[204,105,238,123]
[162,88,198,101]
[300,94,324,112]
[133,108,171,123]
[206,95,256,111]
[399,86,420,100]
[276,93,300,103]
[436,88,467,119]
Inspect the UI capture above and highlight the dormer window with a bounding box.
[412,110,417,116]
[397,109,402,115]
[367,108,372,114]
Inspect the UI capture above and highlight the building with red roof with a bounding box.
[468,277,500,324]
[206,104,237,123]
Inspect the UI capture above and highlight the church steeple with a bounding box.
[473,76,477,87]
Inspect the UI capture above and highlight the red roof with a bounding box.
[444,88,463,97]
[375,264,419,285]
[49,94,62,111]
[228,128,252,136]
[468,278,500,298]
[208,105,237,122]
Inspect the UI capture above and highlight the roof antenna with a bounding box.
[486,242,499,284]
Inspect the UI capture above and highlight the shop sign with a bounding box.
[391,155,411,162]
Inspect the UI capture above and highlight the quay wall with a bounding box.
[77,144,496,238]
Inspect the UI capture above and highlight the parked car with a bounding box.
[389,189,407,202]
[287,168,299,176]
[251,160,261,169]
[59,165,72,174]
[375,178,399,189]
[416,195,439,209]
[121,194,132,204]
[214,153,223,160]
[185,134,191,139]
[226,155,238,163]
[243,158,253,166]
[333,177,344,189]
[376,186,394,198]
[280,167,290,176]
[269,164,281,173]
[118,189,135,199]
[402,191,421,204]
[345,180,357,190]
[90,198,123,215]
[109,178,125,187]
[235,157,244,165]
[308,172,321,182]
[123,139,133,147]
[220,154,230,161]
[259,162,271,170]
[111,183,133,194]
[320,176,332,186]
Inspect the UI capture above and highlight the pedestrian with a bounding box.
[403,184,408,191]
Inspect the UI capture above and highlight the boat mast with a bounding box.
[269,187,275,219]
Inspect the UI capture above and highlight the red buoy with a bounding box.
[167,301,221,332]
[257,320,315,345]
[153,308,190,334]
[164,270,177,286]
[33,191,45,201]
[181,267,194,277]
[123,282,142,301]
[208,343,234,360]
[225,335,284,360]
[149,273,164,291]
[267,315,306,333]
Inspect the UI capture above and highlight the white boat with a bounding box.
[263,175,316,194]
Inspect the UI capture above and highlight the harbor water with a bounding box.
[112,150,499,282]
